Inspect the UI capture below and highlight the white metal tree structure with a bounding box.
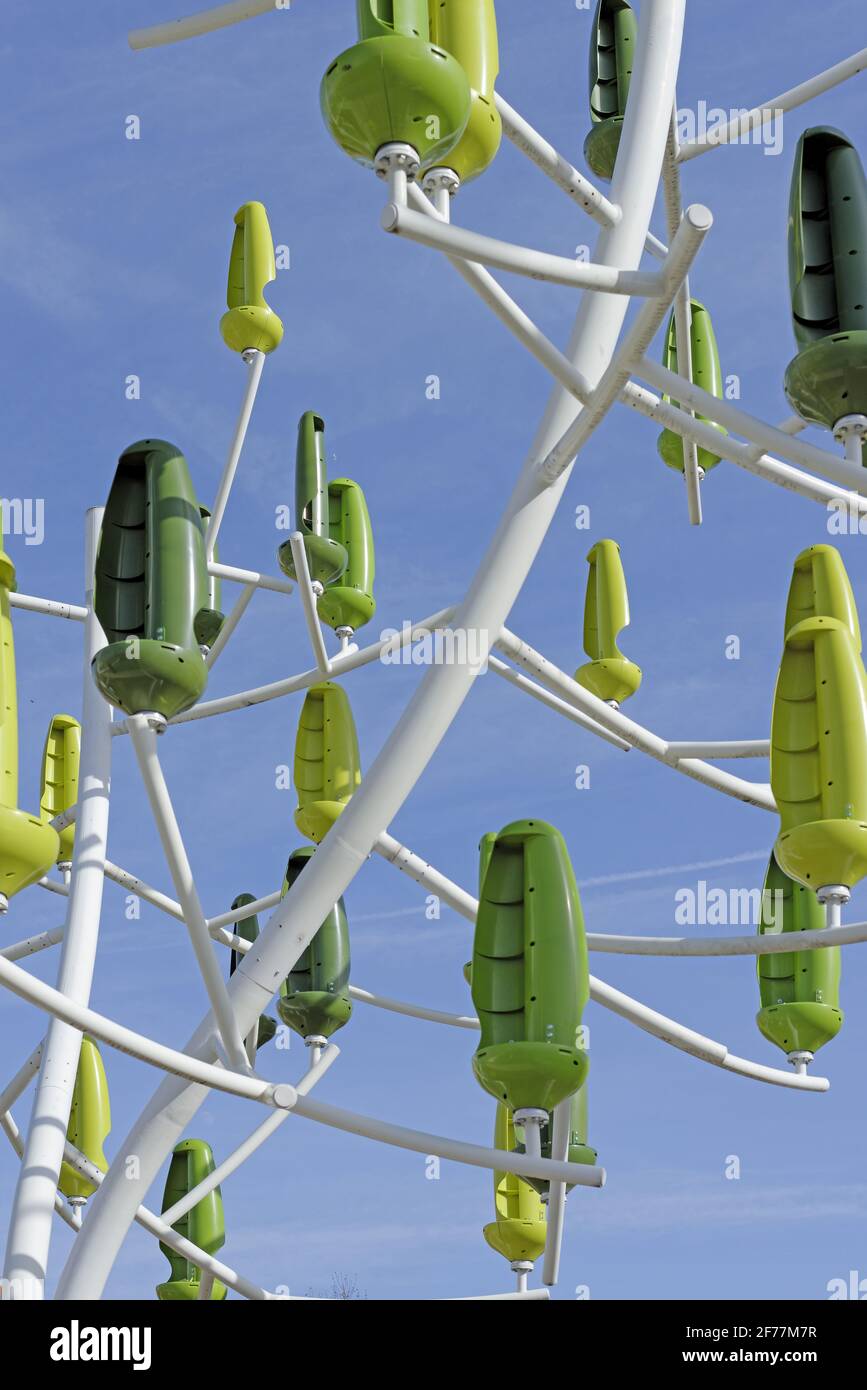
[2,0,867,1301]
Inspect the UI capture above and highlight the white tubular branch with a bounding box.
[406,182,595,400]
[102,860,248,953]
[289,1093,606,1189]
[0,1045,44,1116]
[539,204,712,484]
[0,948,607,1201]
[0,927,65,961]
[205,348,265,563]
[1,1112,80,1236]
[349,984,480,1031]
[205,581,256,669]
[493,92,622,228]
[0,948,296,1107]
[103,860,184,923]
[127,715,251,1073]
[207,559,294,595]
[9,593,87,622]
[542,1097,571,1287]
[374,831,480,920]
[402,182,864,519]
[164,605,456,727]
[288,532,331,674]
[381,203,665,297]
[129,0,277,49]
[678,47,867,161]
[495,631,775,811]
[159,1045,340,1228]
[61,1141,274,1300]
[208,889,282,933]
[36,876,69,897]
[584,916,867,958]
[488,654,632,751]
[638,357,867,493]
[665,740,769,760]
[589,974,827,1090]
[3,509,113,1294]
[624,380,867,512]
[661,110,703,523]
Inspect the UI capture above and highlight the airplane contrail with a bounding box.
[581,849,769,888]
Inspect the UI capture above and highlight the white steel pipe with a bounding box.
[288,532,332,674]
[671,285,703,524]
[722,1053,828,1091]
[208,890,282,932]
[495,631,775,811]
[407,182,595,400]
[406,186,866,518]
[127,715,251,1072]
[160,1044,340,1228]
[0,949,296,1107]
[205,348,265,562]
[9,593,87,622]
[205,581,256,669]
[165,604,456,727]
[37,876,69,898]
[410,176,853,520]
[665,740,769,760]
[1,927,65,961]
[638,357,867,493]
[374,831,480,921]
[488,655,632,751]
[382,202,665,297]
[103,859,184,923]
[348,983,480,1031]
[493,92,665,256]
[538,204,712,483]
[1,1112,81,1237]
[678,47,867,161]
[402,182,864,517]
[207,559,294,596]
[289,1093,606,1189]
[56,0,687,1298]
[542,1098,571,1287]
[102,860,250,954]
[625,380,867,513]
[3,508,113,1294]
[0,1045,44,1116]
[493,92,622,228]
[661,109,702,523]
[61,1140,274,1300]
[129,0,276,49]
[585,920,867,956]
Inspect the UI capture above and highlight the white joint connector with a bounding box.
[786,1050,814,1076]
[514,1107,548,1161]
[374,142,420,204]
[833,413,867,465]
[140,711,168,736]
[266,1083,298,1111]
[422,167,460,219]
[817,883,850,930]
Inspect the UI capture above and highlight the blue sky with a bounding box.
[2,0,867,1301]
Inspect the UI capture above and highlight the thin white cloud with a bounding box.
[582,850,769,889]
